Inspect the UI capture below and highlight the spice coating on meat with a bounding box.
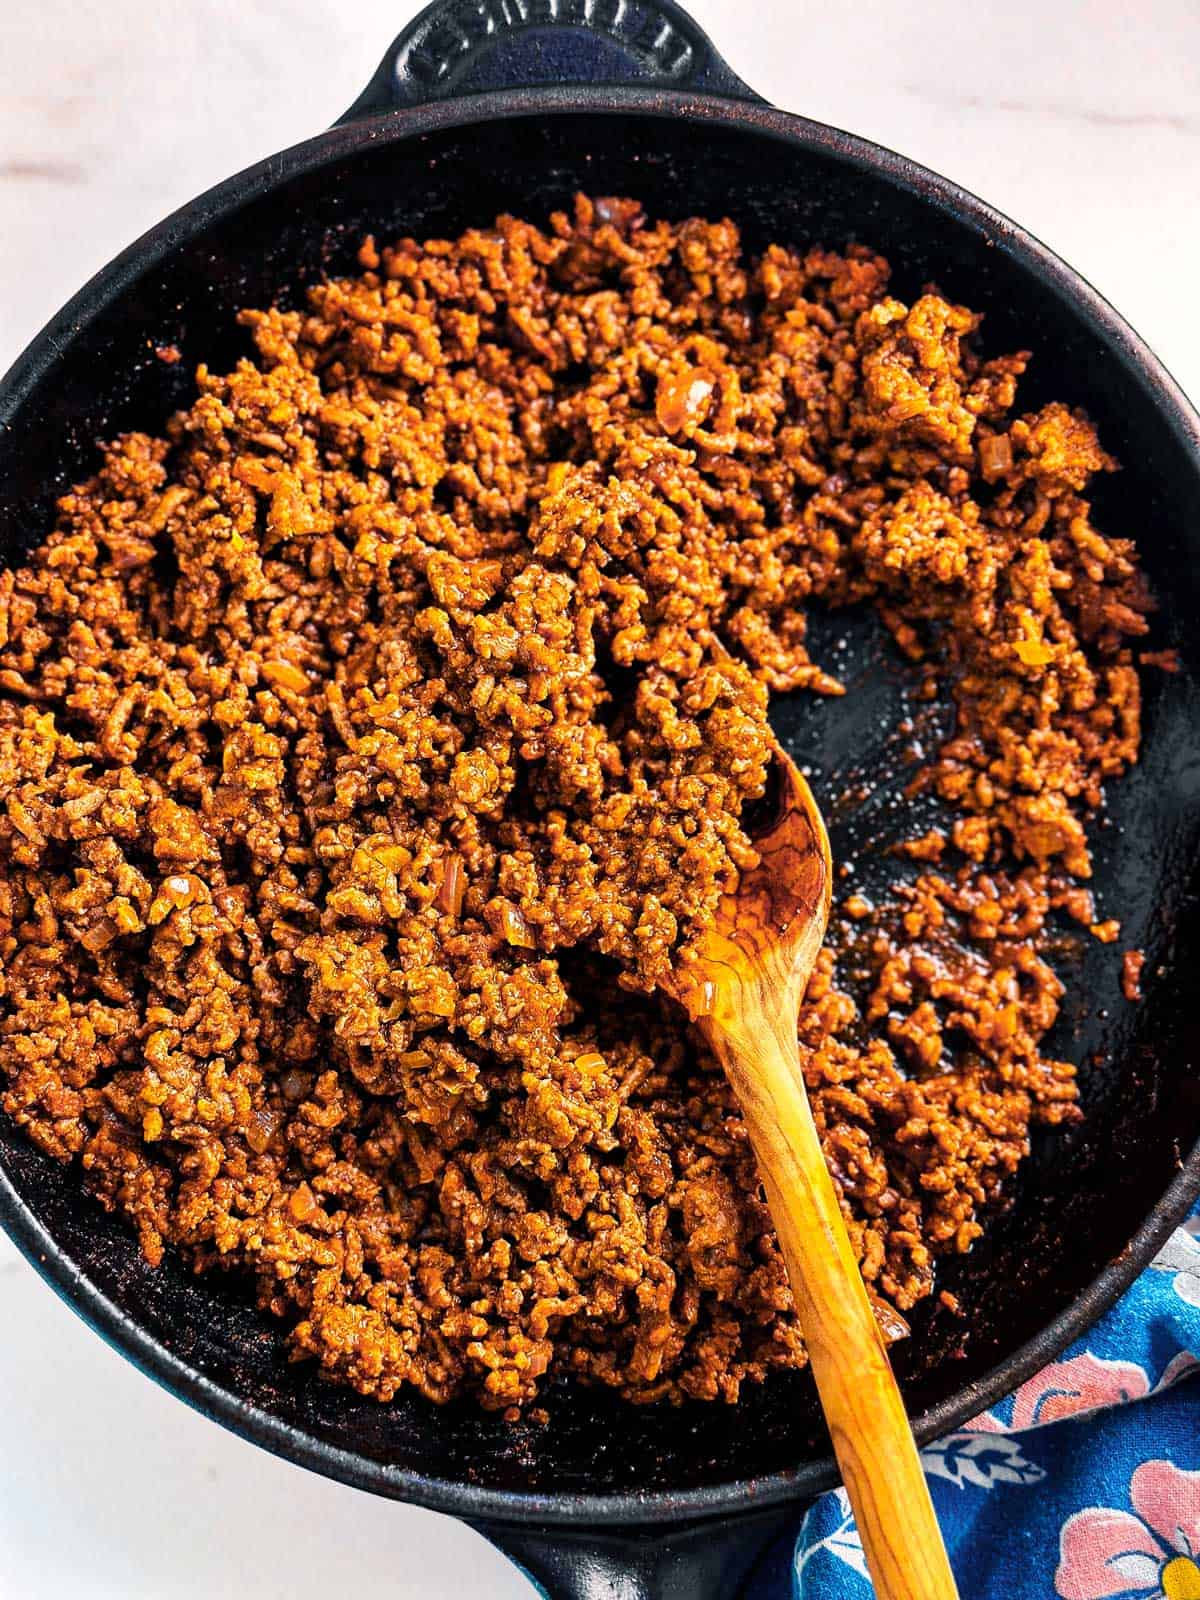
[0,197,1151,1414]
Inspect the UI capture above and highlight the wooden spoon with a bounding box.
[667,746,959,1600]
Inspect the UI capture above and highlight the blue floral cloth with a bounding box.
[746,1202,1200,1600]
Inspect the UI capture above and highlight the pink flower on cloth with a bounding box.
[1011,1354,1152,1430]
[966,1352,1152,1433]
[1056,1459,1200,1598]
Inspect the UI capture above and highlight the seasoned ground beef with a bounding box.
[0,196,1152,1414]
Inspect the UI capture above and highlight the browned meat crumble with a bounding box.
[0,196,1151,1413]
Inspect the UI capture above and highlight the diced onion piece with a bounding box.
[500,904,534,948]
[437,852,466,917]
[979,433,1013,478]
[1014,638,1054,667]
[869,1292,910,1343]
[655,368,714,434]
[261,659,310,694]
[288,1183,319,1223]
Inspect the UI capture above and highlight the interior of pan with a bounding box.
[2,107,1200,1506]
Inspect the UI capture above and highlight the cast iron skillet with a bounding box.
[2,2,1200,1595]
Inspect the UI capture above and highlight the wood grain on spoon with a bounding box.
[667,747,959,1600]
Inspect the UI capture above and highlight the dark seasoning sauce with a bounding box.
[0,196,1154,1419]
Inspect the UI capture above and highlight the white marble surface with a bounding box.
[1,1,1197,1594]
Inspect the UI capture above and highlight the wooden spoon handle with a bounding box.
[711,1007,959,1600]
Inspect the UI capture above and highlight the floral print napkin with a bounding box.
[748,1201,1200,1600]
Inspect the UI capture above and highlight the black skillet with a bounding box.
[2,2,1200,1595]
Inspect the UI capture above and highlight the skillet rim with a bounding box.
[1,85,1199,1529]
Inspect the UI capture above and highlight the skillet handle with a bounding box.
[339,0,763,123]
[472,1505,802,1599]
